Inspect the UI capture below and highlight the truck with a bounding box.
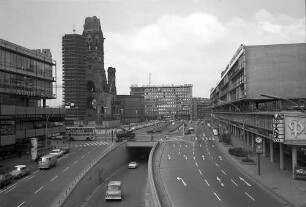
[116,129,135,142]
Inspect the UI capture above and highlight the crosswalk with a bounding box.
[69,141,110,148]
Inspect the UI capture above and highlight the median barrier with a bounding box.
[146,141,162,207]
[51,142,131,207]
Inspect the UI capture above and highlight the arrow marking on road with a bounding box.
[239,177,251,186]
[202,155,205,160]
[177,177,187,186]
[218,156,223,161]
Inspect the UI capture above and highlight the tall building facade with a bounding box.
[116,95,144,123]
[62,16,118,126]
[210,43,305,176]
[191,97,211,120]
[130,84,193,120]
[0,39,65,156]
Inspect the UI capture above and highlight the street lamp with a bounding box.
[45,112,52,148]
[120,109,124,124]
[104,107,108,141]
[260,93,306,115]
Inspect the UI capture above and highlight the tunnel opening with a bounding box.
[127,147,152,163]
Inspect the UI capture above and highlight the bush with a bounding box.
[228,147,246,157]
[241,158,254,162]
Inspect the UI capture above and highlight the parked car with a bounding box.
[49,149,64,157]
[60,146,70,154]
[0,173,13,188]
[10,165,31,179]
[128,161,138,169]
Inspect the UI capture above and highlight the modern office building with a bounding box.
[130,84,193,120]
[0,39,65,157]
[210,43,306,176]
[191,97,211,120]
[116,95,145,124]
[62,16,118,127]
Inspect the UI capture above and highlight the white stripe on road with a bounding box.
[5,186,16,194]
[73,160,78,165]
[239,176,251,186]
[81,155,85,159]
[215,163,219,167]
[245,192,255,201]
[50,175,58,181]
[204,179,210,186]
[195,162,198,167]
[221,170,227,175]
[214,192,221,201]
[17,201,26,207]
[63,167,69,172]
[231,179,238,186]
[199,170,202,175]
[24,175,34,181]
[34,186,44,194]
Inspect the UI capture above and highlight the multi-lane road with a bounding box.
[0,140,111,207]
[159,124,285,207]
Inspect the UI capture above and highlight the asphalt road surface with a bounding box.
[84,161,148,207]
[0,140,111,207]
[159,124,285,207]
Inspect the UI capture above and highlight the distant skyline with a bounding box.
[0,0,305,107]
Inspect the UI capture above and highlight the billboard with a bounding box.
[31,137,38,161]
[284,115,306,145]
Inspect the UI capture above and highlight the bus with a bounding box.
[66,127,96,141]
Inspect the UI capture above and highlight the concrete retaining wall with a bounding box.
[53,142,131,207]
[146,141,162,207]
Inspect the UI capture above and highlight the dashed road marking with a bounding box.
[221,170,227,175]
[231,179,238,186]
[245,192,255,201]
[34,186,44,194]
[204,179,210,186]
[63,167,69,172]
[17,201,26,207]
[50,175,58,181]
[214,192,221,201]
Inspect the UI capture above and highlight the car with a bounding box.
[49,149,64,157]
[0,173,13,188]
[128,161,138,169]
[60,146,70,154]
[105,181,122,201]
[10,165,31,179]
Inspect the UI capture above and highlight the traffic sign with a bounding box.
[255,144,263,154]
[255,137,263,144]
[273,127,279,138]
[273,138,284,143]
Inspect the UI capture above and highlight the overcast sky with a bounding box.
[0,0,305,107]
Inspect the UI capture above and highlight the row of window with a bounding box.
[0,71,52,94]
[0,49,53,76]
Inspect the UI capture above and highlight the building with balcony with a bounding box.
[210,43,306,176]
[0,39,65,157]
[130,84,193,120]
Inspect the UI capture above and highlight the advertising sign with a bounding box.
[272,113,284,143]
[284,116,306,145]
[294,166,306,180]
[31,137,38,161]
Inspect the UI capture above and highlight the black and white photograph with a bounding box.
[0,0,305,207]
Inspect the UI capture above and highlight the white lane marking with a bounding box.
[81,155,85,159]
[185,155,187,160]
[202,155,205,160]
[168,154,171,160]
[212,144,214,147]
[17,201,26,207]
[215,163,219,167]
[63,167,69,172]
[199,170,202,175]
[221,170,227,175]
[185,144,188,148]
[27,174,35,181]
[245,192,255,201]
[231,179,238,186]
[87,151,91,154]
[34,186,44,194]
[210,156,213,160]
[195,162,198,167]
[239,176,251,186]
[204,179,210,186]
[193,156,196,160]
[50,175,58,181]
[208,151,211,155]
[218,156,223,161]
[200,144,202,147]
[177,177,187,186]
[5,186,16,194]
[178,151,180,155]
[214,192,221,201]
[73,160,78,165]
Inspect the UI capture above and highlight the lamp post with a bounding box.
[120,109,124,124]
[136,109,138,123]
[104,107,108,141]
[260,93,306,115]
[45,112,52,148]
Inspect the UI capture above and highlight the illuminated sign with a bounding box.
[285,115,306,144]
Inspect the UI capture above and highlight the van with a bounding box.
[38,154,57,169]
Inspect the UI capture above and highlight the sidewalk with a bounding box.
[215,134,306,207]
